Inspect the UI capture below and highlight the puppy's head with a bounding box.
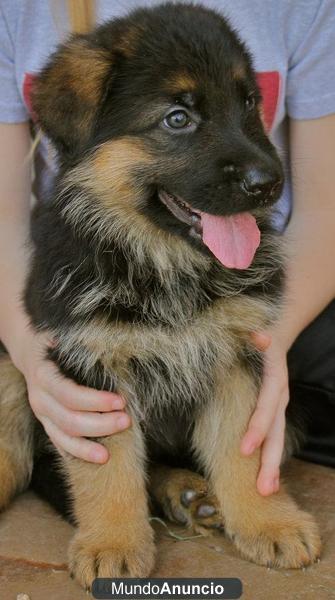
[33,2,284,270]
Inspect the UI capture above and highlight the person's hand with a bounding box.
[15,329,130,463]
[241,330,290,496]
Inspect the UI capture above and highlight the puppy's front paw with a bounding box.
[228,507,321,569]
[69,522,155,590]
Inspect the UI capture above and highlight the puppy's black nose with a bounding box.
[241,166,280,199]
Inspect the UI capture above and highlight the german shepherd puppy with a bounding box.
[0,1,320,590]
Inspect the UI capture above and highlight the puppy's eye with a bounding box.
[245,93,256,111]
[164,110,191,129]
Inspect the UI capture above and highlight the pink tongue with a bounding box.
[198,211,260,269]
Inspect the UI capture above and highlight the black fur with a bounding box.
[28,3,285,517]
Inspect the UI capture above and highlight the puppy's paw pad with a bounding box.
[187,493,224,534]
[162,470,224,534]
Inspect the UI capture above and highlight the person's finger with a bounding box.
[53,382,125,412]
[62,410,131,438]
[240,377,287,455]
[249,331,271,352]
[40,416,110,463]
[256,405,286,496]
[37,361,125,412]
[38,393,131,437]
[52,442,66,458]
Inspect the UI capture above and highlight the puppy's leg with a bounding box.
[193,363,321,568]
[67,421,155,590]
[0,355,34,509]
[150,465,223,535]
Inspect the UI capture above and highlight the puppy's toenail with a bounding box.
[172,506,188,524]
[181,490,197,507]
[197,504,216,518]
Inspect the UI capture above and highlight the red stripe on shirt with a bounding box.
[23,73,38,121]
[256,71,280,132]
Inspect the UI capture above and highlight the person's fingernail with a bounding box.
[117,415,130,430]
[242,440,256,455]
[91,449,108,463]
[274,477,280,492]
[112,397,125,410]
[263,481,274,496]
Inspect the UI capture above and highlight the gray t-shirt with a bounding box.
[1,0,335,229]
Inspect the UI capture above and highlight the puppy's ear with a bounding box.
[32,36,111,157]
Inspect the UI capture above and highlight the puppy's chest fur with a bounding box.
[51,300,236,461]
[51,275,273,422]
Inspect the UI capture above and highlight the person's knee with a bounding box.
[288,299,335,391]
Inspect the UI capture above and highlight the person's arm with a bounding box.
[242,114,335,495]
[0,122,130,462]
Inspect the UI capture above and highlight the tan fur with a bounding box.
[0,356,34,509]
[232,62,247,80]
[90,138,153,204]
[0,449,17,510]
[64,42,110,105]
[32,40,110,143]
[193,364,321,568]
[164,73,197,93]
[66,423,155,587]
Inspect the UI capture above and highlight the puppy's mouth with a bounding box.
[158,189,203,235]
[158,189,261,270]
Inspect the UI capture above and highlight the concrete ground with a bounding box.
[0,458,334,600]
